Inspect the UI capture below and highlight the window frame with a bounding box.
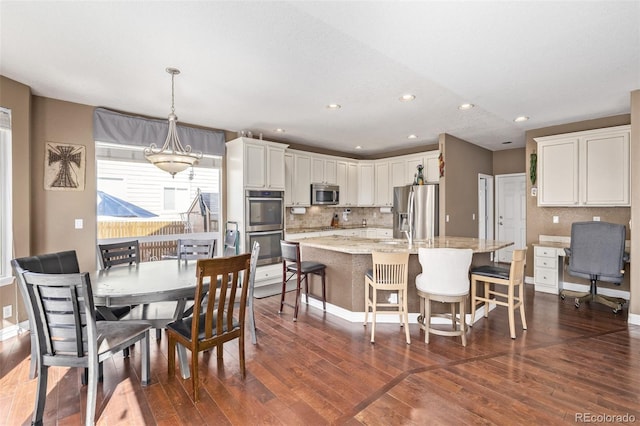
[0,107,13,286]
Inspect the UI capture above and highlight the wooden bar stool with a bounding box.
[364,251,411,344]
[470,249,527,339]
[279,240,327,321]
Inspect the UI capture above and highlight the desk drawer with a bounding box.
[535,256,557,269]
[534,267,558,286]
[534,246,558,258]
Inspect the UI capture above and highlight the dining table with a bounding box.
[91,259,206,379]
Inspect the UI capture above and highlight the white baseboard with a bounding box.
[628,312,640,326]
[0,320,29,341]
[302,295,494,325]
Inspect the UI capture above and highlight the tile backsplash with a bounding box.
[286,206,393,229]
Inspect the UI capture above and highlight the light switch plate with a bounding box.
[74,219,83,229]
[3,305,12,319]
[552,216,559,224]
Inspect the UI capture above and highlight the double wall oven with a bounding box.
[245,190,284,265]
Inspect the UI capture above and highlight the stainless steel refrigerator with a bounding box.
[393,184,439,240]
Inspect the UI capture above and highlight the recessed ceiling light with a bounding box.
[326,103,341,109]
[399,94,416,101]
[458,103,474,110]
[408,134,418,139]
[355,145,362,150]
[274,128,285,133]
[514,116,529,122]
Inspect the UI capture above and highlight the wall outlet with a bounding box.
[388,293,398,304]
[593,216,601,221]
[552,216,559,224]
[74,218,83,229]
[446,214,450,222]
[3,305,12,319]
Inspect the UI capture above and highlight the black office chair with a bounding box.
[560,221,629,313]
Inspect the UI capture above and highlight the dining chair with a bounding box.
[279,240,327,321]
[19,270,151,426]
[416,248,473,346]
[246,241,260,344]
[177,238,216,264]
[98,240,140,268]
[364,251,411,344]
[166,253,252,402]
[470,249,527,339]
[98,239,180,340]
[11,251,81,380]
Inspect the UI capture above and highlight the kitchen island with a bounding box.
[297,235,513,322]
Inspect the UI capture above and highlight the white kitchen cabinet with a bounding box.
[374,160,392,207]
[284,153,293,206]
[357,162,375,206]
[424,151,440,183]
[228,138,287,190]
[533,245,561,294]
[289,151,312,206]
[312,155,338,184]
[336,160,358,206]
[375,228,393,239]
[535,125,630,207]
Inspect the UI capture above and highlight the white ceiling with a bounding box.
[1,1,639,155]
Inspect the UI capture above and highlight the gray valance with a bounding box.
[93,107,225,156]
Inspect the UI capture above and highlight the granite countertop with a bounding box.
[298,235,513,255]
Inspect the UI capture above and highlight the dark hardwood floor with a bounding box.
[1,285,639,425]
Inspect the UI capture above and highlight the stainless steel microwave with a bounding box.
[311,183,339,205]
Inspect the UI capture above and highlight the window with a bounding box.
[0,107,13,285]
[96,141,222,261]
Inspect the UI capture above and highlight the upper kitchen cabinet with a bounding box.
[336,160,358,206]
[286,150,312,206]
[227,137,288,190]
[374,160,392,207]
[535,125,630,207]
[357,161,375,206]
[311,155,337,184]
[388,151,440,188]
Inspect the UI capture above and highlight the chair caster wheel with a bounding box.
[417,315,423,324]
[574,299,580,309]
[560,294,565,300]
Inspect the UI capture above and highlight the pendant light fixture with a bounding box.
[144,67,202,176]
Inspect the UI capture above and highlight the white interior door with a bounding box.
[478,174,494,240]
[495,174,526,263]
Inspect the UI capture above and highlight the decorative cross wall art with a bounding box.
[44,142,86,191]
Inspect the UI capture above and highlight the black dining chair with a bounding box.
[11,251,81,380]
[19,270,151,425]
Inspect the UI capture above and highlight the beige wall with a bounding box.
[31,97,98,272]
[630,90,639,318]
[525,114,632,291]
[0,76,32,329]
[439,133,493,237]
[493,148,525,175]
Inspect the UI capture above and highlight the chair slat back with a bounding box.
[193,254,251,343]
[371,251,409,289]
[98,240,140,269]
[508,249,527,286]
[178,239,216,263]
[22,272,96,361]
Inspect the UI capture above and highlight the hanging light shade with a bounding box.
[144,67,202,176]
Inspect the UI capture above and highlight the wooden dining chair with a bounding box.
[166,253,252,402]
[364,251,411,344]
[19,270,151,426]
[470,249,527,339]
